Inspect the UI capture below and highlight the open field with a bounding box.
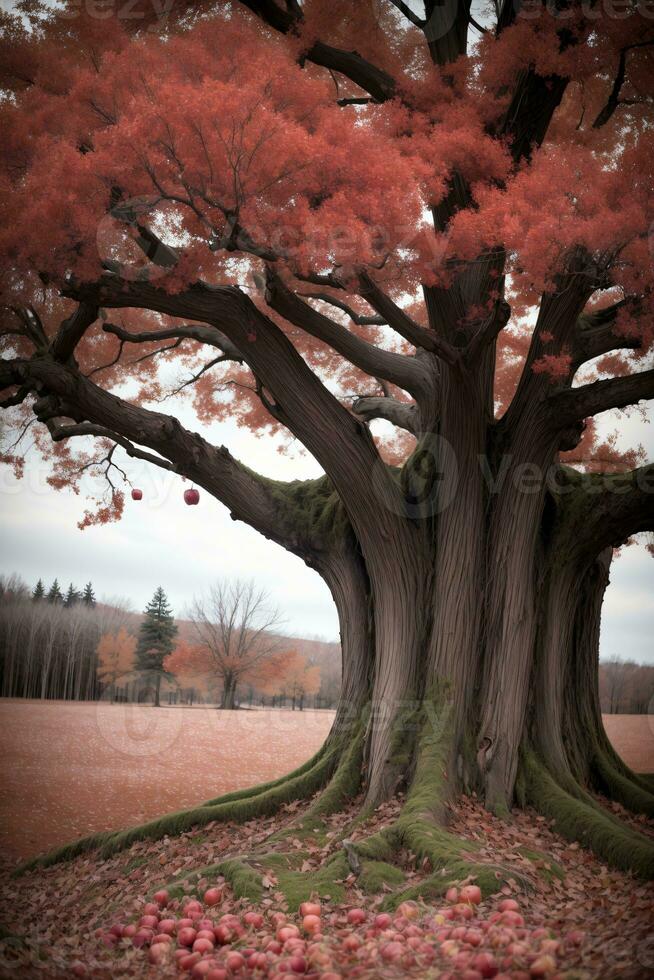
[0,700,651,863]
[0,700,333,862]
[602,713,654,773]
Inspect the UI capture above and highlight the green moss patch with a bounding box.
[523,751,654,879]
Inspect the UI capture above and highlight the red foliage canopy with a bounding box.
[0,0,653,524]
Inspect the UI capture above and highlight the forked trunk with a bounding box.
[321,464,629,818]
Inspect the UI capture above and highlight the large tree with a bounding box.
[2,1,654,892]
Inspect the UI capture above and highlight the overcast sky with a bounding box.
[1,394,653,661]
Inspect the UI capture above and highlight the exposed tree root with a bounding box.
[591,752,654,818]
[522,750,654,878]
[159,698,534,913]
[269,724,366,844]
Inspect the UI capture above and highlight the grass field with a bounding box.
[0,700,651,862]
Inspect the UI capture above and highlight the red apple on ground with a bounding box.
[473,952,499,978]
[203,887,222,906]
[302,914,321,935]
[193,938,214,955]
[460,885,482,905]
[179,951,202,972]
[153,889,169,907]
[225,951,246,972]
[149,943,172,964]
[243,911,264,929]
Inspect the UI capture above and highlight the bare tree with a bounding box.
[186,579,285,710]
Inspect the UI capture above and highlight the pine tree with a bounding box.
[82,582,96,607]
[32,579,45,602]
[135,587,177,707]
[46,579,63,604]
[64,583,81,607]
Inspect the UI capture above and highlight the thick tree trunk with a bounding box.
[321,468,652,829]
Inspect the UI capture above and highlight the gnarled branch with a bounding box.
[50,300,98,362]
[592,40,654,130]
[552,465,654,560]
[572,299,643,369]
[551,368,654,424]
[263,269,430,397]
[298,292,386,326]
[237,0,397,102]
[102,320,243,362]
[351,395,419,435]
[49,421,174,472]
[357,271,458,364]
[1,354,323,557]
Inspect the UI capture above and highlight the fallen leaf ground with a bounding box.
[0,790,652,979]
[0,701,333,861]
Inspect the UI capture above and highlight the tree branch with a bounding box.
[163,354,235,399]
[572,299,642,369]
[551,369,654,424]
[61,276,415,551]
[1,354,323,556]
[298,291,386,326]
[388,0,425,28]
[237,0,397,102]
[553,465,654,558]
[357,271,459,364]
[101,320,243,361]
[592,40,654,130]
[263,268,430,397]
[49,421,174,472]
[351,394,419,435]
[50,300,99,362]
[0,383,31,409]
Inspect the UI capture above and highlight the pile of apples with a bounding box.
[95,882,584,979]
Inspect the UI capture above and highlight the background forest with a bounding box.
[0,573,341,709]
